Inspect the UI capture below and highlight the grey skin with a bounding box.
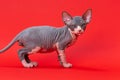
[0,9,92,68]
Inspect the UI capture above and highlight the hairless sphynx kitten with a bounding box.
[0,9,92,68]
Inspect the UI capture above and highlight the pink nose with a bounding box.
[79,30,82,32]
[79,29,84,33]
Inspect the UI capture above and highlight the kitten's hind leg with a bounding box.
[18,48,38,68]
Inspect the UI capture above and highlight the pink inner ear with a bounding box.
[82,9,92,23]
[86,14,91,23]
[62,11,72,22]
[64,17,71,21]
[82,10,92,23]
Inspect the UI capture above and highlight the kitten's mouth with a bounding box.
[78,33,81,35]
[77,31,84,35]
[77,33,82,35]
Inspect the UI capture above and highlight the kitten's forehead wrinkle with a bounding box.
[72,16,85,25]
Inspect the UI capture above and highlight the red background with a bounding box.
[0,0,120,80]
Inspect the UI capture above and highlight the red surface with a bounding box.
[0,0,120,80]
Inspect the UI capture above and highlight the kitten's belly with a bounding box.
[39,45,57,53]
[39,48,56,53]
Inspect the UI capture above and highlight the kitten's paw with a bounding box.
[63,63,72,68]
[21,59,34,68]
[22,62,34,68]
[30,61,38,67]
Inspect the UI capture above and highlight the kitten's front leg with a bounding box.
[57,49,72,68]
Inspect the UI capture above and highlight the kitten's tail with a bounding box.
[0,34,21,53]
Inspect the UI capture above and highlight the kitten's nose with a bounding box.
[79,30,82,32]
[79,29,84,33]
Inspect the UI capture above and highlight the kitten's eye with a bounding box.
[81,23,86,26]
[74,25,78,28]
[71,24,76,27]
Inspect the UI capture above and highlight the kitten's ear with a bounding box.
[82,9,92,23]
[62,11,73,25]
